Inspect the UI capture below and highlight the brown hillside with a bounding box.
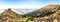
[25,4,60,17]
[0,8,22,18]
[0,8,27,22]
[39,4,60,12]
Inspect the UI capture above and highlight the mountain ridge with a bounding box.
[25,4,60,17]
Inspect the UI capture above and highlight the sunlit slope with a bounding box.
[0,9,23,18]
[25,5,60,17]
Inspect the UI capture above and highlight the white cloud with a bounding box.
[0,3,40,14]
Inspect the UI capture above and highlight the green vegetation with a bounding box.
[25,9,55,17]
[25,16,34,22]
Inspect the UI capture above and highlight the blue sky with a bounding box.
[0,0,60,14]
[0,0,59,9]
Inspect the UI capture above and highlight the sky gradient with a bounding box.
[0,0,60,9]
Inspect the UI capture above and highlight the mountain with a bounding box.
[25,4,60,17]
[0,8,23,18]
[0,8,25,22]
